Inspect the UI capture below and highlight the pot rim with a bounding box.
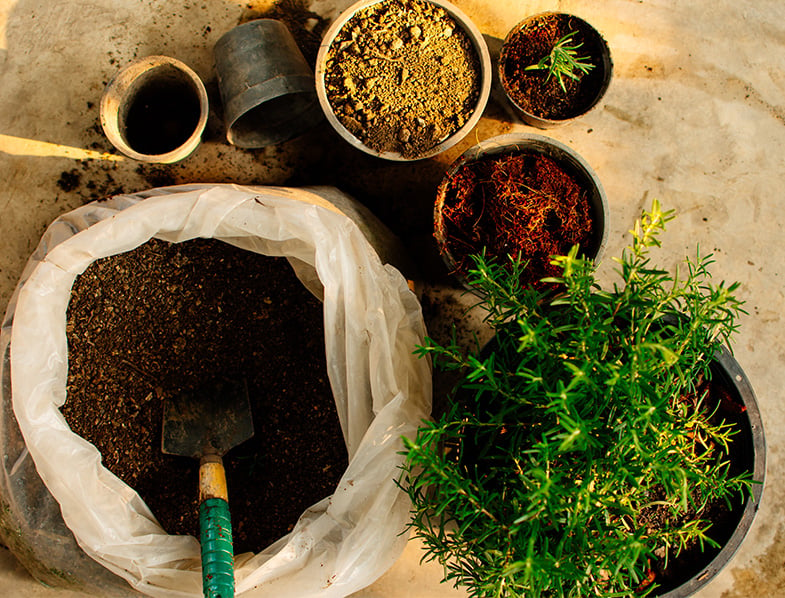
[434,132,610,290]
[498,11,613,129]
[99,55,209,164]
[314,0,492,162]
[655,344,766,597]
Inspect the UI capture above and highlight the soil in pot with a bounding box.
[62,238,348,554]
[500,13,609,121]
[322,0,481,159]
[437,150,594,288]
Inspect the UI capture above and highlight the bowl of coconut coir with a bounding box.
[315,0,491,161]
[434,133,609,291]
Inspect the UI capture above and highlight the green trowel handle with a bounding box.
[199,456,235,598]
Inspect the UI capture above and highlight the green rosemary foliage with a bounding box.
[525,31,595,92]
[402,202,752,597]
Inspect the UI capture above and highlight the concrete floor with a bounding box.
[1,0,784,596]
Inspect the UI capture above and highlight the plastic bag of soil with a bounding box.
[0,184,431,597]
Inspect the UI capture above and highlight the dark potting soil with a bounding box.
[500,13,608,121]
[437,150,594,288]
[323,0,481,159]
[124,78,201,155]
[62,238,348,554]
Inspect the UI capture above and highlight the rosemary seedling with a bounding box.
[525,31,595,92]
[402,202,753,597]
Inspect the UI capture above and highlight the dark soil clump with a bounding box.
[57,169,82,192]
[500,13,608,121]
[437,151,594,287]
[323,0,481,158]
[62,238,347,553]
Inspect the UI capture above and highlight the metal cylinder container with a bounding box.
[214,19,324,148]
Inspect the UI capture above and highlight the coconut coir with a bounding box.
[62,238,347,554]
[437,151,594,287]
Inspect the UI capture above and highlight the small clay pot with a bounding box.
[100,56,208,163]
[499,12,612,128]
[434,132,609,289]
[315,0,491,161]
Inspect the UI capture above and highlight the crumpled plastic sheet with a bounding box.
[0,184,432,597]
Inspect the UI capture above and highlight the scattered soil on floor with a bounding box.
[500,13,608,121]
[135,164,177,188]
[436,150,594,288]
[323,0,481,159]
[57,169,82,192]
[76,159,127,201]
[62,238,348,554]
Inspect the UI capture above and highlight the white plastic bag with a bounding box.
[2,184,431,597]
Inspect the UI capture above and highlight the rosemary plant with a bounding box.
[402,203,752,597]
[525,31,595,92]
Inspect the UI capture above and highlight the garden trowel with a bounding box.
[162,379,254,598]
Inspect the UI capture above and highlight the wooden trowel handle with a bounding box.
[199,454,235,598]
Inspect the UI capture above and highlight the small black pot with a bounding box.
[498,12,612,128]
[214,19,324,148]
